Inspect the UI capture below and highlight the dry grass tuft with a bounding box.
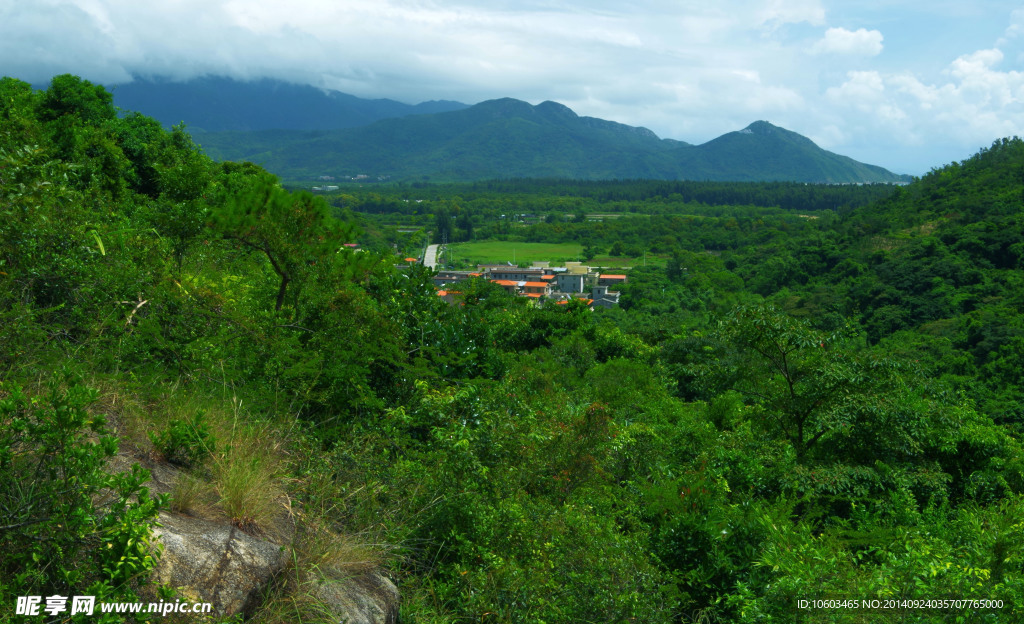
[169,471,208,514]
[295,521,382,579]
[208,400,289,536]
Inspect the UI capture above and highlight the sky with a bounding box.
[3,1,1024,175]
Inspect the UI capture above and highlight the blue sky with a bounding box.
[2,0,1023,175]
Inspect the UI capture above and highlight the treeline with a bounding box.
[465,177,904,211]
[323,177,898,216]
[2,75,1024,623]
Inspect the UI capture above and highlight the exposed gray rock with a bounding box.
[151,511,286,617]
[314,572,399,624]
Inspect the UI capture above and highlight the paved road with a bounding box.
[424,244,440,269]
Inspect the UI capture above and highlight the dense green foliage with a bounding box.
[3,74,1024,623]
[0,371,166,615]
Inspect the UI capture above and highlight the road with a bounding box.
[424,244,440,269]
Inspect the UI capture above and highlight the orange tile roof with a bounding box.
[491,279,519,286]
[437,290,448,297]
[599,274,626,279]
[523,281,549,288]
[525,293,543,298]
[541,274,555,280]
[404,257,418,263]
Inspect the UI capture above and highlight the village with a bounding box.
[397,251,628,309]
[432,263,626,308]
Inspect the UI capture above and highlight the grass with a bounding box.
[247,516,386,623]
[109,380,289,537]
[445,240,671,269]
[169,472,205,514]
[36,365,394,622]
[207,398,288,536]
[447,241,585,266]
[446,240,669,269]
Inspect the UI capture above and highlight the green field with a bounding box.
[445,241,668,269]
[448,241,585,266]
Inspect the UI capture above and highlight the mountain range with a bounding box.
[111,76,468,132]
[111,77,911,184]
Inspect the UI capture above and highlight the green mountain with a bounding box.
[670,120,908,183]
[190,98,912,183]
[110,76,468,132]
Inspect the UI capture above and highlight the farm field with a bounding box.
[446,240,670,269]
[448,241,584,265]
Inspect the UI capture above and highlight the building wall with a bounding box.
[555,273,585,293]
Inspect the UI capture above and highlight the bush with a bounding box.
[0,370,166,608]
[149,410,216,467]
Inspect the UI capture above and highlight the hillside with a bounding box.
[5,74,1024,624]
[110,75,468,132]
[671,120,907,182]
[192,98,912,183]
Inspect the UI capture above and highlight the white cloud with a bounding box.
[3,1,1024,174]
[756,0,826,29]
[825,70,884,109]
[820,48,1024,163]
[812,27,883,56]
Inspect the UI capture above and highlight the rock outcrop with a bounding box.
[314,572,400,624]
[151,511,287,617]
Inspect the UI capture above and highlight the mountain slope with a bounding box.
[110,76,468,132]
[671,121,906,182]
[190,97,910,183]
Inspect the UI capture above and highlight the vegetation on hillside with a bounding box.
[192,100,913,184]
[2,74,1024,623]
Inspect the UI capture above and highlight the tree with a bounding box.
[37,74,115,125]
[214,179,355,312]
[456,208,474,241]
[434,208,453,243]
[712,305,904,463]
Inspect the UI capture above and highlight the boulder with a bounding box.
[314,571,399,624]
[151,511,286,617]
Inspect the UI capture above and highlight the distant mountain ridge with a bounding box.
[110,77,911,183]
[110,76,468,132]
[193,99,911,183]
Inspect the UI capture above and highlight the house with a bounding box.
[591,285,620,308]
[522,281,551,297]
[597,274,628,288]
[555,273,585,294]
[433,270,480,287]
[487,268,547,282]
[490,279,522,295]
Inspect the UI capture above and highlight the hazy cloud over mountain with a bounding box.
[3,0,1023,174]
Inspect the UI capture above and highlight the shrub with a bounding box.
[0,370,166,607]
[149,410,216,467]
